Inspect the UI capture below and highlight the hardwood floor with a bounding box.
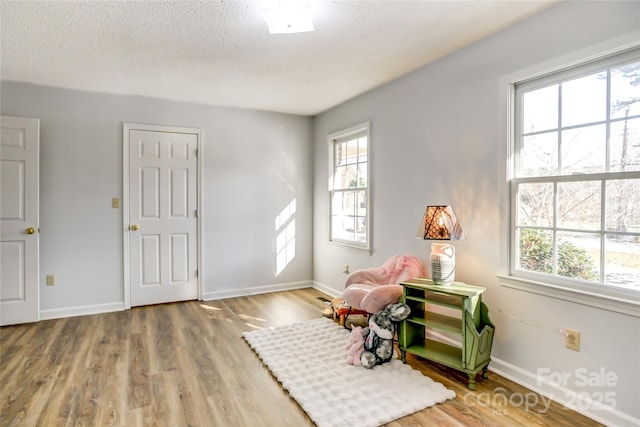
[1,288,602,427]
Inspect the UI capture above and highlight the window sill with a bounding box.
[329,241,372,255]
[497,274,640,318]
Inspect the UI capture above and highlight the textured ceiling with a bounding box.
[1,1,554,115]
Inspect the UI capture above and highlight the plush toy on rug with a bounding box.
[360,302,411,369]
[345,325,366,365]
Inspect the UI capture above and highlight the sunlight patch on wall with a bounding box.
[275,199,296,276]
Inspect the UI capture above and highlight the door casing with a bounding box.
[122,123,203,309]
[0,115,39,325]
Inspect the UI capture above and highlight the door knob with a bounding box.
[130,224,139,231]
[26,227,36,235]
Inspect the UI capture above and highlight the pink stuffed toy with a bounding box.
[345,326,366,366]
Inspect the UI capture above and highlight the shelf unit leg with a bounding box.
[467,374,477,390]
[400,350,406,363]
[482,367,489,379]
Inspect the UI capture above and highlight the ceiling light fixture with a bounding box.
[264,0,315,34]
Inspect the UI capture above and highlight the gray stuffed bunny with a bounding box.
[360,302,411,369]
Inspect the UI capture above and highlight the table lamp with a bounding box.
[417,205,465,285]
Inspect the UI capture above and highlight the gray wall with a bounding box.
[313,1,639,424]
[1,83,314,311]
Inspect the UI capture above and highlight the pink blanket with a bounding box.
[342,254,425,313]
[345,254,424,288]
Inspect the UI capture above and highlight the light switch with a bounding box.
[112,198,120,209]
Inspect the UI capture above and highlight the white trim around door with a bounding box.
[0,115,40,325]
[122,123,203,309]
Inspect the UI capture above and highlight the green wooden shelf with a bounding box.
[406,312,462,334]
[405,340,463,370]
[405,295,428,304]
[399,279,495,390]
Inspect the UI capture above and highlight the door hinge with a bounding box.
[195,269,198,278]
[194,209,198,218]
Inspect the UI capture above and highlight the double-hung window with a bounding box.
[328,123,371,252]
[510,48,640,300]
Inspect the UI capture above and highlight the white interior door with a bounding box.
[1,116,39,325]
[126,125,199,307]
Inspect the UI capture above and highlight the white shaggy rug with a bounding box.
[241,317,455,427]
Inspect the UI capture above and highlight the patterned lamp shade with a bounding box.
[417,205,465,241]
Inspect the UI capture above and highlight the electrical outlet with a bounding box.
[565,329,580,351]
[46,274,56,286]
[112,197,120,209]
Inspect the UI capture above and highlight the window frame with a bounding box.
[499,44,640,317]
[328,122,372,254]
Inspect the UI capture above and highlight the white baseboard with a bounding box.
[201,280,312,301]
[38,281,325,319]
[311,281,342,298]
[427,330,638,427]
[489,358,638,427]
[40,302,124,320]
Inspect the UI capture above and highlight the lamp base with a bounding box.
[430,242,455,286]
